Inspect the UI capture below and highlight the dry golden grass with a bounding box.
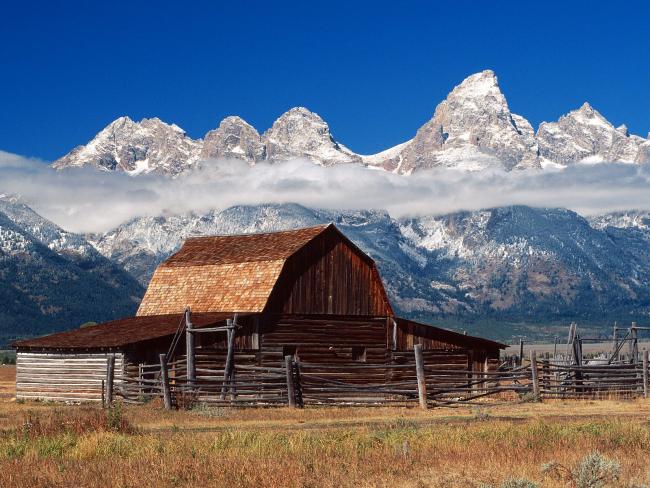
[2,365,650,487]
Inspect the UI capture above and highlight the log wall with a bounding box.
[16,351,124,402]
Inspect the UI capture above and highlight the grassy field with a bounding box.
[2,365,650,487]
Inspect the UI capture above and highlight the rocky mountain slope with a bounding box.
[0,197,144,346]
[51,71,649,176]
[87,203,650,339]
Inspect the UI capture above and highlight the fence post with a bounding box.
[185,309,196,391]
[518,339,524,366]
[414,344,428,409]
[105,354,115,406]
[643,349,648,398]
[159,353,172,410]
[138,363,144,399]
[221,319,236,400]
[285,355,296,408]
[530,350,540,400]
[631,322,639,363]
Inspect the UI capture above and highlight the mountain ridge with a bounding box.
[51,70,650,176]
[0,196,144,346]
[85,202,650,340]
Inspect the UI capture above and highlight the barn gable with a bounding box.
[137,224,392,317]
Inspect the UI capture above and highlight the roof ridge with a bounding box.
[184,223,332,241]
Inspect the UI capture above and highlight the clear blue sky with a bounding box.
[1,0,649,161]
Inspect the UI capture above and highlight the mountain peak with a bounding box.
[52,116,201,175]
[451,70,502,100]
[578,101,594,112]
[264,107,360,166]
[275,106,324,123]
[201,115,264,162]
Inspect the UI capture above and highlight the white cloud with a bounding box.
[1,150,650,234]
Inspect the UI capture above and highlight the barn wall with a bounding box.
[255,315,388,384]
[16,351,124,402]
[267,230,391,316]
[394,320,502,372]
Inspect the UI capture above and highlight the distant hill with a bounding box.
[0,197,144,347]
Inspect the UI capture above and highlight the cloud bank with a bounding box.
[2,150,650,234]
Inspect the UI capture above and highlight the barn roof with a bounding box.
[136,224,382,316]
[164,225,330,266]
[12,312,245,350]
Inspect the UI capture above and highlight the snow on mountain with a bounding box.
[51,116,203,176]
[537,103,649,166]
[368,70,541,173]
[589,210,650,232]
[201,116,266,162]
[51,71,649,176]
[262,107,361,166]
[0,195,97,260]
[0,198,143,345]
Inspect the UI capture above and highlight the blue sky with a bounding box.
[1,0,649,161]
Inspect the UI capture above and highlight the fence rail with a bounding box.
[108,349,650,409]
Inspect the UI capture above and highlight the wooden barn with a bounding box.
[13,224,505,404]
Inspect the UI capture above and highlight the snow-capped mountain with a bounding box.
[51,116,203,176]
[53,107,360,174]
[201,116,266,162]
[371,70,540,173]
[85,203,650,339]
[263,107,361,166]
[0,197,143,346]
[51,70,649,176]
[537,103,650,166]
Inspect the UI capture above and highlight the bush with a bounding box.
[542,451,620,488]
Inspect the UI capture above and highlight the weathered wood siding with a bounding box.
[261,315,386,362]
[266,229,392,316]
[16,352,124,402]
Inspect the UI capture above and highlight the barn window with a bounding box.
[351,346,366,362]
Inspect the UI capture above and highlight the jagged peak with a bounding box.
[616,124,629,136]
[274,106,325,124]
[218,115,258,131]
[566,102,613,128]
[450,69,502,99]
[103,116,135,130]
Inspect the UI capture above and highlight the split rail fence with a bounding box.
[105,347,650,409]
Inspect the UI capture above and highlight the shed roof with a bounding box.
[137,224,378,316]
[12,312,244,349]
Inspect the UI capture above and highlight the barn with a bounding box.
[13,224,505,403]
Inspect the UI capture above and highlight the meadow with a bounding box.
[2,365,650,487]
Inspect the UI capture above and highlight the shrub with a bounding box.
[542,451,620,488]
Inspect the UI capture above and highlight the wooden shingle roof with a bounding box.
[137,225,334,316]
[12,313,244,350]
[164,225,330,266]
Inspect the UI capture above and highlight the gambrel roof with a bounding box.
[136,224,390,316]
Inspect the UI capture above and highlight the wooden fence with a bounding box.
[107,349,650,409]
